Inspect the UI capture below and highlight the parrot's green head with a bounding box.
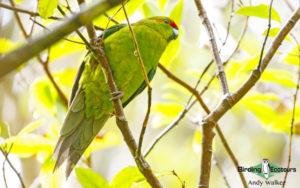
[138,16,179,42]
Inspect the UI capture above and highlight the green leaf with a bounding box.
[49,36,86,62]
[30,79,56,110]
[75,168,110,188]
[235,4,281,23]
[17,121,43,137]
[84,132,121,158]
[169,0,183,25]
[262,28,291,41]
[142,1,164,18]
[153,103,183,117]
[1,133,54,157]
[160,38,180,67]
[38,0,59,19]
[110,166,147,188]
[0,121,10,138]
[158,0,168,10]
[261,69,296,87]
[94,0,145,28]
[243,101,278,125]
[0,38,20,54]
[193,130,202,153]
[283,46,300,66]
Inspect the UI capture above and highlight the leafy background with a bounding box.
[0,0,300,187]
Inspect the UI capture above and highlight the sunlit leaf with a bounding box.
[2,133,54,157]
[53,68,77,87]
[94,0,145,28]
[31,79,55,110]
[84,132,121,158]
[110,166,147,188]
[243,101,278,125]
[261,69,296,87]
[235,4,281,23]
[153,103,183,117]
[192,130,201,153]
[0,121,10,138]
[17,121,43,137]
[0,38,20,54]
[142,1,164,18]
[160,38,180,67]
[158,0,168,10]
[169,0,183,25]
[49,36,86,62]
[262,28,291,41]
[38,0,59,18]
[283,46,300,66]
[76,168,110,188]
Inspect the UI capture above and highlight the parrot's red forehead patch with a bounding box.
[155,19,178,29]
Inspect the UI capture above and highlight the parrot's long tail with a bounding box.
[53,90,109,178]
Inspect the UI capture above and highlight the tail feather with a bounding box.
[53,113,109,178]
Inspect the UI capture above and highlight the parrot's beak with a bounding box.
[172,27,179,40]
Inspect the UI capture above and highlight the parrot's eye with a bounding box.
[164,20,169,24]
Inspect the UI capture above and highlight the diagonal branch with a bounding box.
[0,0,123,78]
[194,0,229,95]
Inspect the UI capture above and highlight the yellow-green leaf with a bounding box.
[38,0,59,19]
[235,4,281,23]
[0,121,10,138]
[193,130,202,153]
[160,38,180,67]
[153,103,183,117]
[2,133,54,157]
[263,28,291,41]
[283,46,300,66]
[158,0,168,10]
[110,166,146,188]
[30,79,56,110]
[76,168,110,188]
[84,132,121,158]
[261,69,296,87]
[0,38,20,54]
[169,0,183,25]
[142,1,163,18]
[17,121,43,137]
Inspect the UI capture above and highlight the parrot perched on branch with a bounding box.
[53,16,179,177]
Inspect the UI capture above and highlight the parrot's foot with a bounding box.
[110,91,124,100]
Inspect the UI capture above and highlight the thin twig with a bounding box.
[0,147,26,188]
[121,2,152,156]
[104,12,119,24]
[172,170,185,188]
[194,0,230,95]
[157,63,248,187]
[0,3,60,20]
[213,155,231,188]
[282,48,300,187]
[8,0,69,106]
[29,17,85,45]
[257,0,274,71]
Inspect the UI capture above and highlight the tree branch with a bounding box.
[199,6,300,187]
[194,0,229,95]
[282,47,300,187]
[0,0,122,78]
[0,3,60,20]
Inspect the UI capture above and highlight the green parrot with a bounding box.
[53,16,179,177]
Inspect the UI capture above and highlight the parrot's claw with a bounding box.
[110,91,124,100]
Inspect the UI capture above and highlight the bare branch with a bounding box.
[282,48,300,187]
[0,147,25,188]
[0,2,60,20]
[194,0,229,95]
[257,0,274,71]
[0,0,122,78]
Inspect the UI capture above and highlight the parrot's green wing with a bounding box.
[69,24,127,106]
[123,68,156,107]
